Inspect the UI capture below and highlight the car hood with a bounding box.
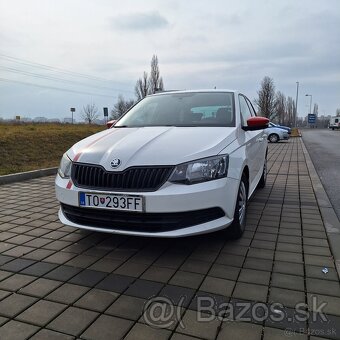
[68,126,237,170]
[277,126,291,131]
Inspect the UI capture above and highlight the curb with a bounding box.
[301,139,340,279]
[0,167,58,185]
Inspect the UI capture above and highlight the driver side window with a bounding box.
[239,95,252,126]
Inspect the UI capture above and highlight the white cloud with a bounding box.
[111,11,169,31]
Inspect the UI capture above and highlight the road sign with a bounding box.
[103,107,108,117]
[70,108,76,124]
[308,114,316,124]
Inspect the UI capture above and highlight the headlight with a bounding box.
[169,155,229,184]
[58,153,72,178]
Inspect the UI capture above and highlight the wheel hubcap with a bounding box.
[238,181,247,228]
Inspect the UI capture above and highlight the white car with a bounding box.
[265,126,289,143]
[55,90,269,238]
[329,116,340,130]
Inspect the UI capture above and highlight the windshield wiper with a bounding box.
[114,125,129,128]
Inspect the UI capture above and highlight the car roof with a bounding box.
[150,89,238,96]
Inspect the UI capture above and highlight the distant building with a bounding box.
[21,117,32,122]
[33,117,48,123]
[48,118,61,123]
[63,118,74,124]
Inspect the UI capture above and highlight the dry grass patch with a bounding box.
[0,123,104,175]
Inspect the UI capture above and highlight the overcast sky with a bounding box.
[0,0,339,121]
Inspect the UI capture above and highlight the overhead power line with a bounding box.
[0,53,129,86]
[0,77,114,98]
[0,65,134,94]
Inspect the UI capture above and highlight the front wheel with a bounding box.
[225,175,248,239]
[268,133,279,143]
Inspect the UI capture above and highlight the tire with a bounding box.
[257,156,267,189]
[268,133,279,143]
[225,174,248,239]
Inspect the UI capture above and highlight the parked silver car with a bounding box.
[269,122,291,134]
[265,127,289,143]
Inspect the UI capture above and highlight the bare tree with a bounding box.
[254,76,276,119]
[134,55,165,101]
[111,95,135,119]
[149,55,164,94]
[336,108,340,117]
[81,103,99,124]
[135,71,149,100]
[275,91,286,125]
[159,77,164,92]
[313,103,319,116]
[286,97,295,127]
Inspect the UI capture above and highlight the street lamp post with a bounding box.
[295,82,299,127]
[305,94,312,114]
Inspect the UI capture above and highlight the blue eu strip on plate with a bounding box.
[79,192,86,206]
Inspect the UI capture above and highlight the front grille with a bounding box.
[72,163,174,191]
[61,204,225,233]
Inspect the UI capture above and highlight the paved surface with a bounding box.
[0,138,339,340]
[302,129,340,220]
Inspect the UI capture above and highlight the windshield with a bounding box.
[115,92,235,127]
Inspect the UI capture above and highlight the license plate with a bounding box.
[79,192,143,212]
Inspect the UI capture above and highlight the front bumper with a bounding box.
[55,175,239,237]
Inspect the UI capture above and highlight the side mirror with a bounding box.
[106,120,117,129]
[243,116,269,131]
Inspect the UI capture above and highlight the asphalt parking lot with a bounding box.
[0,138,340,340]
